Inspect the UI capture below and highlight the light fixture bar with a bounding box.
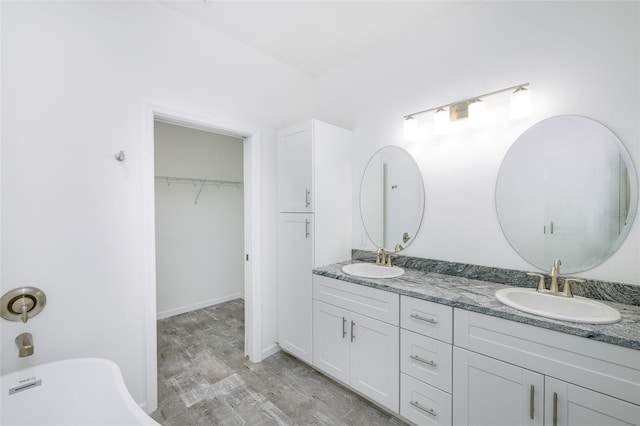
[403,83,529,120]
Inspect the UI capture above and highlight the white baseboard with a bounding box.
[261,343,281,360]
[157,293,243,319]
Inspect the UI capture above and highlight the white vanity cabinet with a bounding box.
[453,347,544,426]
[545,376,640,426]
[312,275,400,413]
[276,120,351,364]
[400,296,454,426]
[453,309,640,426]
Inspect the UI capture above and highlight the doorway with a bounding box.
[142,104,263,413]
[154,120,244,319]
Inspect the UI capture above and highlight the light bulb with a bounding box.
[404,116,418,141]
[510,86,532,119]
[468,99,487,127]
[433,107,450,135]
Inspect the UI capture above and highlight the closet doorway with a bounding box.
[154,119,245,320]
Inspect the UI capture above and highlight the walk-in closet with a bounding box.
[154,120,245,319]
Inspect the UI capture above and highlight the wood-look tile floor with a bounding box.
[151,299,405,425]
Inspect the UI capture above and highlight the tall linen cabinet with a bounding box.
[277,120,352,364]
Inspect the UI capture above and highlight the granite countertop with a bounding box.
[313,260,640,351]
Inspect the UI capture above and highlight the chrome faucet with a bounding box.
[375,248,387,265]
[15,332,34,358]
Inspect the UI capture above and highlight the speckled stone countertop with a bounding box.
[313,260,640,351]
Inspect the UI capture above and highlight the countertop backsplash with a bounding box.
[351,249,640,307]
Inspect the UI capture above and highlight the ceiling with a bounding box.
[160,1,469,78]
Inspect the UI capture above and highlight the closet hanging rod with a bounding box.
[154,175,243,187]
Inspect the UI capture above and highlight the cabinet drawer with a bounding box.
[401,373,452,426]
[313,275,399,325]
[401,296,452,343]
[401,329,452,393]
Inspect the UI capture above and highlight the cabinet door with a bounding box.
[277,213,313,363]
[453,347,543,426]
[312,300,350,384]
[350,312,400,413]
[545,376,640,426]
[278,121,313,213]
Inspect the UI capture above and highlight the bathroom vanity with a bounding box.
[311,262,640,426]
[280,115,640,425]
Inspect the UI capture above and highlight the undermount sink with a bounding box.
[495,287,621,324]
[341,263,405,279]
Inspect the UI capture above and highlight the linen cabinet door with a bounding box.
[277,213,313,363]
[312,300,350,385]
[277,121,313,213]
[453,347,543,426]
[349,312,400,413]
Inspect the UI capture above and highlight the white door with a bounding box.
[277,213,313,363]
[350,312,400,413]
[277,121,313,213]
[545,376,640,426]
[453,347,544,426]
[312,300,350,384]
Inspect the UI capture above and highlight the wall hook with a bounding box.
[115,150,125,161]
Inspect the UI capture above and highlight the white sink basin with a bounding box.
[341,263,405,279]
[495,287,621,324]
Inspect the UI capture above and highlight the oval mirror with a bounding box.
[360,146,425,252]
[496,115,638,273]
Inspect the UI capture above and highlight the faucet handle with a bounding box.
[527,272,547,292]
[562,278,585,298]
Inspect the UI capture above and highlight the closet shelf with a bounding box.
[155,175,243,188]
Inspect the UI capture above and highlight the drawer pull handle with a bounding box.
[342,317,347,339]
[350,320,355,342]
[410,313,438,324]
[553,392,558,426]
[304,219,310,238]
[410,354,437,367]
[410,400,437,417]
[305,189,310,207]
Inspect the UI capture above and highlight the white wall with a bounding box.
[0,0,313,409]
[315,1,640,285]
[2,0,639,416]
[154,121,244,318]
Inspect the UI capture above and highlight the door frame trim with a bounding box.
[141,102,262,412]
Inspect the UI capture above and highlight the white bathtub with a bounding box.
[0,358,160,426]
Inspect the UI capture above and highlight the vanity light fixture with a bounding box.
[510,85,532,119]
[403,116,418,140]
[403,82,530,139]
[433,107,450,134]
[468,98,487,127]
